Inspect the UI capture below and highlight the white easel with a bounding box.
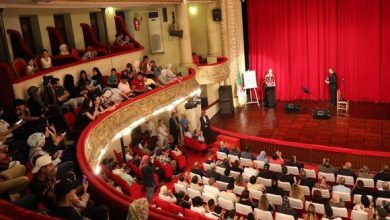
[243,70,260,107]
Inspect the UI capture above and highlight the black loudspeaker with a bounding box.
[212,9,222,22]
[218,86,233,114]
[162,8,168,22]
[220,101,234,114]
[284,103,301,113]
[312,110,331,120]
[218,85,233,102]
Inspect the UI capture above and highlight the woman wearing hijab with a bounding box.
[158,185,176,203]
[140,155,154,201]
[278,196,297,220]
[256,151,269,163]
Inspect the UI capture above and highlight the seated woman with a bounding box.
[269,150,284,165]
[40,49,52,70]
[314,177,331,190]
[74,98,98,135]
[112,165,135,186]
[158,64,178,85]
[158,185,177,203]
[113,33,125,46]
[58,44,69,55]
[257,151,269,163]
[81,47,98,61]
[278,196,298,220]
[258,195,274,212]
[117,76,134,97]
[290,184,305,203]
[91,67,104,92]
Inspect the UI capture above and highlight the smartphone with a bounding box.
[58,150,64,155]
[61,131,67,136]
[15,119,23,125]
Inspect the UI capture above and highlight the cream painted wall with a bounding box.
[188,3,208,58]
[127,6,181,71]
[3,8,96,58]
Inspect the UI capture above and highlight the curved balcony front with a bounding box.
[195,57,229,85]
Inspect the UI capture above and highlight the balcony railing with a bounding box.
[195,56,229,84]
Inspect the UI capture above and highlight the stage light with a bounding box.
[189,5,198,15]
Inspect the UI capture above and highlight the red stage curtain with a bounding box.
[248,0,390,103]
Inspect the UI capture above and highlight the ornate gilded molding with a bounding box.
[195,58,230,85]
[83,76,199,168]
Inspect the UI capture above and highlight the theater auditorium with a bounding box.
[0,0,390,219]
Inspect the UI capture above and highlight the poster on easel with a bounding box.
[243,70,258,89]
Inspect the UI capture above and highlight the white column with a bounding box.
[206,2,221,57]
[177,2,194,67]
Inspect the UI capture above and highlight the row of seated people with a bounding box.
[1,57,186,219]
[152,152,390,220]
[0,101,110,219]
[217,143,390,184]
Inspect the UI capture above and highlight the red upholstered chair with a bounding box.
[46,26,64,55]
[0,199,60,220]
[184,209,202,220]
[34,55,42,71]
[6,29,35,60]
[168,202,183,215]
[184,136,208,152]
[100,164,113,179]
[12,58,27,78]
[80,23,107,50]
[155,197,170,211]
[63,112,76,133]
[169,151,186,170]
[111,174,132,195]
[114,16,142,49]
[129,183,143,199]
[127,161,142,177]
[113,150,124,165]
[154,159,173,179]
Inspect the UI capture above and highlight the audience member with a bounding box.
[204,177,221,197]
[256,151,269,163]
[278,196,297,220]
[158,185,176,203]
[219,169,234,184]
[312,189,325,204]
[190,175,203,193]
[158,64,178,85]
[218,141,229,155]
[258,195,274,212]
[219,182,238,202]
[323,202,342,220]
[314,177,331,190]
[191,196,206,215]
[52,78,83,110]
[319,158,337,174]
[122,63,135,82]
[329,192,345,208]
[140,155,154,201]
[230,160,243,174]
[290,184,305,203]
[107,68,119,87]
[240,147,253,160]
[239,189,255,209]
[374,165,390,183]
[285,156,304,170]
[81,47,98,61]
[180,114,189,133]
[40,49,52,70]
[206,198,224,220]
[58,44,69,55]
[332,177,351,193]
[338,161,356,179]
[169,111,180,146]
[191,162,204,177]
[131,73,147,94]
[278,165,295,185]
[91,67,104,92]
[206,163,221,181]
[229,146,240,157]
[78,70,91,92]
[353,194,374,218]
[375,182,390,199]
[157,119,169,147]
[303,203,319,220]
[114,33,125,46]
[140,55,150,73]
[258,163,275,180]
[0,162,29,200]
[64,74,88,102]
[247,175,265,191]
[269,151,284,165]
[358,165,374,179]
[299,169,315,189]
[351,180,372,196]
[118,75,134,97]
[266,178,284,197]
[143,74,160,89]
[26,58,38,75]
[243,161,258,178]
[234,174,245,188]
[177,174,189,188]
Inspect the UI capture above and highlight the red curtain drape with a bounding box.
[247,0,390,102]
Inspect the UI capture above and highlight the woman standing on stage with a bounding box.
[265,69,276,108]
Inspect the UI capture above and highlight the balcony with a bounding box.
[195,56,229,85]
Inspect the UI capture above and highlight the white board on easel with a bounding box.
[243,70,260,107]
[243,70,258,89]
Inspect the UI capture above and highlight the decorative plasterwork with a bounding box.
[195,61,230,85]
[84,76,199,168]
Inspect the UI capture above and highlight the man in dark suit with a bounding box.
[375,182,390,199]
[190,162,204,177]
[338,162,356,179]
[200,110,212,144]
[325,68,337,106]
[206,163,221,181]
[169,111,180,146]
[219,168,234,184]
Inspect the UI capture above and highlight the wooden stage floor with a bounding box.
[211,101,390,152]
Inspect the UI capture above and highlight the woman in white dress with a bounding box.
[40,49,52,70]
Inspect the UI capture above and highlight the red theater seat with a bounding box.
[155,197,170,211]
[169,151,186,170]
[184,136,208,152]
[184,209,202,220]
[12,58,27,78]
[154,159,173,179]
[64,112,76,133]
[216,134,240,150]
[113,150,124,165]
[168,202,183,215]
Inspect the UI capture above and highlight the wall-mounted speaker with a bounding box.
[212,9,222,22]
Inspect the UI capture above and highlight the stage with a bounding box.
[211,101,390,152]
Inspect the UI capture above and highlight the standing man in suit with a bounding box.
[169,111,181,146]
[325,68,337,106]
[200,110,212,144]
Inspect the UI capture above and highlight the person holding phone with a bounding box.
[0,105,22,140]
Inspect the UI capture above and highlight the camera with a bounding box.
[43,75,54,87]
[184,97,201,110]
